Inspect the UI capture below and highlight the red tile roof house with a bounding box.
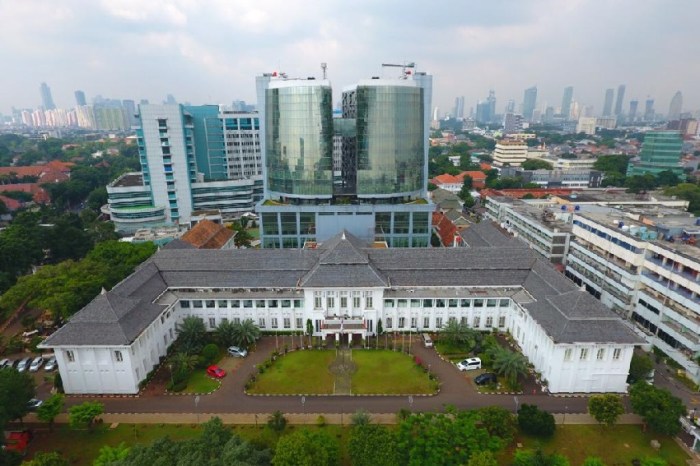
[431,171,486,193]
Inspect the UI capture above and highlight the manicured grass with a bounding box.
[351,350,438,395]
[248,350,336,394]
[183,370,221,393]
[434,341,471,362]
[499,424,689,466]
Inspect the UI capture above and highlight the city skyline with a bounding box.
[1,0,699,116]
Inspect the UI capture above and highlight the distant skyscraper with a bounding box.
[74,90,87,107]
[454,96,465,119]
[629,100,638,121]
[503,113,523,134]
[522,86,537,121]
[561,86,573,119]
[486,90,496,123]
[165,94,177,105]
[40,82,56,110]
[122,100,137,127]
[505,99,515,114]
[644,98,655,122]
[668,91,683,121]
[602,89,614,116]
[614,84,625,116]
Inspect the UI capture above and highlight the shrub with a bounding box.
[200,343,219,366]
[267,410,287,432]
[518,404,555,437]
[316,415,327,427]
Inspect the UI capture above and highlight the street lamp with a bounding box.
[513,396,520,414]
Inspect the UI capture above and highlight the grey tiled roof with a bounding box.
[43,230,642,347]
[460,221,526,249]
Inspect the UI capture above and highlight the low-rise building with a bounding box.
[493,140,528,167]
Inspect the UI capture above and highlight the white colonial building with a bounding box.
[42,223,642,395]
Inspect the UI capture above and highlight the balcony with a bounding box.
[660,318,700,346]
[642,271,696,302]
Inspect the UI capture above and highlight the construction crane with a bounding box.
[381,62,415,79]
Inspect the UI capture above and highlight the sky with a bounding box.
[1,0,699,118]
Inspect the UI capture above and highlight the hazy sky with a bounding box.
[1,0,699,117]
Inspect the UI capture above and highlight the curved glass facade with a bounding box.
[265,84,333,197]
[355,85,424,196]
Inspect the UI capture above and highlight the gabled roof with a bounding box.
[180,220,235,249]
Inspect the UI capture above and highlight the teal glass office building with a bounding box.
[627,130,684,176]
[256,67,434,248]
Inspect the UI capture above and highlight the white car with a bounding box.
[16,357,32,373]
[227,346,248,358]
[44,356,57,372]
[456,357,482,371]
[29,356,44,372]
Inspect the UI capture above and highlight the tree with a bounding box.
[490,347,528,387]
[306,318,313,346]
[200,343,220,366]
[37,393,64,432]
[462,193,476,208]
[628,353,654,383]
[272,429,340,466]
[348,424,399,466]
[441,319,478,352]
[629,381,685,435]
[22,452,69,466]
[350,409,371,426]
[0,367,35,429]
[68,401,104,431]
[625,174,657,194]
[518,404,555,437]
[176,316,207,354]
[94,443,130,466]
[461,175,473,190]
[171,352,199,375]
[467,451,498,466]
[478,406,517,444]
[232,318,260,349]
[215,319,238,348]
[513,448,570,466]
[522,159,554,170]
[267,410,287,432]
[665,183,700,215]
[655,170,680,187]
[593,154,631,175]
[588,394,624,427]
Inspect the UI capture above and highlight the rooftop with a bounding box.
[110,172,144,188]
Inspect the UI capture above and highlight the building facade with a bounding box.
[256,65,434,248]
[627,131,684,176]
[492,140,528,167]
[41,225,641,395]
[106,104,263,233]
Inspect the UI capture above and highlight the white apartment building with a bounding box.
[565,210,700,382]
[41,225,641,395]
[576,117,597,135]
[492,140,528,167]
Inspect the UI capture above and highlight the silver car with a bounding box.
[29,356,44,372]
[16,357,32,372]
[44,356,57,372]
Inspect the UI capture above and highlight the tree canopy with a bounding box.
[272,429,339,466]
[0,367,36,429]
[629,382,685,435]
[521,159,554,171]
[588,394,625,427]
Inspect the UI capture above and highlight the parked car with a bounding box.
[0,358,9,369]
[3,430,33,456]
[474,372,498,385]
[206,365,226,379]
[456,357,482,371]
[44,356,57,372]
[227,346,248,358]
[16,357,32,373]
[29,356,44,372]
[26,398,43,411]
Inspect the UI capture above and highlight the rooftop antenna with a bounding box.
[381,62,415,79]
[321,62,327,80]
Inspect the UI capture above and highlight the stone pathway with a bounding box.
[329,349,356,395]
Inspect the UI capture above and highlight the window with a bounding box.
[448,299,458,308]
[294,300,303,308]
[499,299,510,307]
[193,300,203,308]
[269,300,279,308]
[217,300,228,308]
[353,294,361,308]
[474,299,484,308]
[66,350,75,362]
[473,316,480,328]
[209,318,216,329]
[258,318,265,328]
[436,299,445,308]
[448,317,456,325]
[384,299,395,308]
[231,300,240,308]
[243,300,253,308]
[398,317,405,328]
[485,317,493,328]
[282,300,291,308]
[460,299,471,307]
[296,318,303,329]
[580,348,588,360]
[326,297,335,309]
[283,318,291,329]
[206,300,215,308]
[596,348,605,360]
[271,318,278,329]
[115,351,123,362]
[435,317,443,328]
[180,300,191,308]
[340,296,348,308]
[411,317,417,328]
[364,292,373,309]
[612,348,621,360]
[256,300,265,308]
[169,328,173,340]
[386,317,393,328]
[423,317,430,328]
[461,317,468,325]
[487,299,497,308]
[314,292,322,309]
[423,299,433,307]
[564,349,572,361]
[498,316,506,328]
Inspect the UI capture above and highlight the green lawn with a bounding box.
[434,341,471,362]
[247,350,336,394]
[500,424,689,465]
[351,350,437,395]
[183,370,221,393]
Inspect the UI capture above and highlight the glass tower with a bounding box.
[627,131,683,176]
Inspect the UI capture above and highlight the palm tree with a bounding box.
[171,352,198,374]
[441,320,479,351]
[492,349,528,387]
[233,318,260,349]
[176,316,207,354]
[216,320,238,347]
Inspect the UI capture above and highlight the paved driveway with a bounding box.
[67,337,592,415]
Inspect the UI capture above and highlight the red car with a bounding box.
[206,365,226,378]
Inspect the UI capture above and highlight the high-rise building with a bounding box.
[629,100,639,121]
[561,86,573,119]
[256,64,433,248]
[492,139,528,167]
[503,113,523,134]
[486,90,496,123]
[644,98,655,122]
[453,96,465,119]
[122,100,137,128]
[106,104,263,233]
[522,86,537,121]
[668,91,683,121]
[74,90,87,107]
[626,130,683,176]
[614,84,625,116]
[602,88,614,116]
[40,82,56,110]
[505,99,515,114]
